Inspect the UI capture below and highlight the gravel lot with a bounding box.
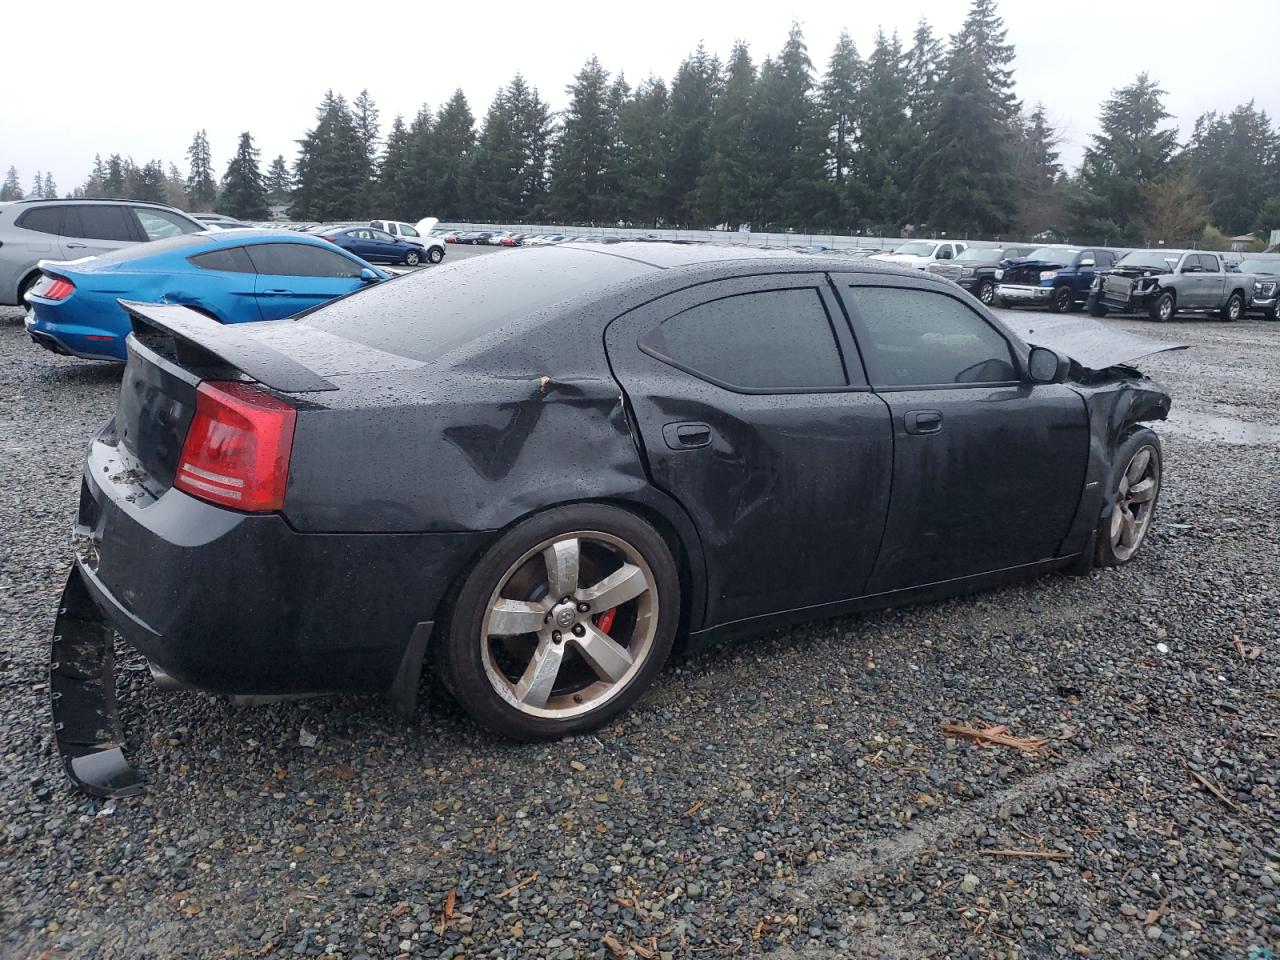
[1,251,1277,960]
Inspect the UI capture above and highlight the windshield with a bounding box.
[1239,259,1280,275]
[956,247,1001,263]
[1025,246,1079,262]
[892,241,937,256]
[1117,250,1181,270]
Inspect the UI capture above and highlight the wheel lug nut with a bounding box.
[572,624,585,637]
[552,631,562,644]
[577,602,589,612]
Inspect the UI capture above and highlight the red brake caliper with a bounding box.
[595,608,617,635]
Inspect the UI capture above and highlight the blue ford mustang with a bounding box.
[24,230,389,361]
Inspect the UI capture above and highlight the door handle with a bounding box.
[905,410,943,434]
[65,243,86,249]
[260,289,293,296]
[662,421,712,450]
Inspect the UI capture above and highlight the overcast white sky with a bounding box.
[6,0,1280,195]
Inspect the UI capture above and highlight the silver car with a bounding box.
[0,198,205,306]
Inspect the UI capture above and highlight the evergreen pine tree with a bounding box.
[291,91,369,220]
[473,85,524,219]
[43,172,58,200]
[1186,102,1280,235]
[663,46,720,225]
[265,154,293,206]
[692,46,752,228]
[428,91,477,219]
[353,89,381,208]
[29,171,44,200]
[377,117,412,216]
[911,0,1021,234]
[134,161,168,203]
[1012,104,1066,235]
[185,130,217,209]
[620,77,671,227]
[749,24,816,227]
[217,132,269,219]
[903,20,945,108]
[82,155,107,198]
[1068,72,1178,243]
[0,166,22,201]
[549,57,616,224]
[400,104,435,218]
[164,163,187,210]
[852,30,913,231]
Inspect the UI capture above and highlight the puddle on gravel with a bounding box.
[1161,407,1280,445]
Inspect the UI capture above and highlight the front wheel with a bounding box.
[1086,296,1109,317]
[436,504,680,740]
[404,249,422,266]
[1220,291,1244,322]
[1049,285,1074,313]
[427,246,444,264]
[1149,291,1176,322]
[976,279,995,306]
[1094,429,1162,567]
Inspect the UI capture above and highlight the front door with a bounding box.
[835,279,1089,592]
[244,242,364,319]
[605,273,893,627]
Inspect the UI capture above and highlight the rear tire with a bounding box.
[1219,291,1244,322]
[427,246,444,264]
[435,504,680,740]
[17,272,40,306]
[1094,428,1162,568]
[1149,291,1176,322]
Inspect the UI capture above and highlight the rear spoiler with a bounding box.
[120,300,337,392]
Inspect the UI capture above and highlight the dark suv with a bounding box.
[0,198,205,307]
[995,245,1123,312]
[927,244,1037,306]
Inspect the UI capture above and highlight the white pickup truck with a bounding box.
[869,239,968,270]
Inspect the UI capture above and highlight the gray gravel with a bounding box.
[1,284,1277,959]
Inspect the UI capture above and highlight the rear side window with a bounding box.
[65,205,136,242]
[1200,253,1220,271]
[846,286,1017,387]
[245,242,362,278]
[134,207,200,240]
[189,246,256,273]
[16,206,65,235]
[639,288,846,391]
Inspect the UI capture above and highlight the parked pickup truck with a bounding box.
[1087,249,1254,322]
[995,245,1121,312]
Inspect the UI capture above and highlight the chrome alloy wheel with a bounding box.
[480,531,658,719]
[1109,446,1159,562]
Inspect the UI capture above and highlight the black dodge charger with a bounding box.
[53,243,1174,796]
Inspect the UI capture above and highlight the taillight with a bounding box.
[174,381,296,512]
[30,275,75,301]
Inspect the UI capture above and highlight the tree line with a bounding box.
[6,0,1279,246]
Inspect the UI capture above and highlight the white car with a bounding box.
[869,239,967,270]
[369,217,446,264]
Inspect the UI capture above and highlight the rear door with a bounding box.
[835,278,1089,591]
[61,204,139,258]
[605,273,893,627]
[244,242,365,319]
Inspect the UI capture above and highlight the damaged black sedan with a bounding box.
[53,244,1176,796]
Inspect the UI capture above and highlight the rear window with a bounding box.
[65,205,137,242]
[190,246,255,273]
[16,206,66,235]
[301,249,651,360]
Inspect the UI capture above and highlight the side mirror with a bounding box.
[1079,258,1095,268]
[1028,346,1069,384]
[359,267,381,283]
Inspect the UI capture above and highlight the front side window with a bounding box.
[370,229,396,242]
[639,288,846,391]
[245,243,362,278]
[65,205,136,242]
[134,208,200,240]
[399,224,420,237]
[846,286,1018,387]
